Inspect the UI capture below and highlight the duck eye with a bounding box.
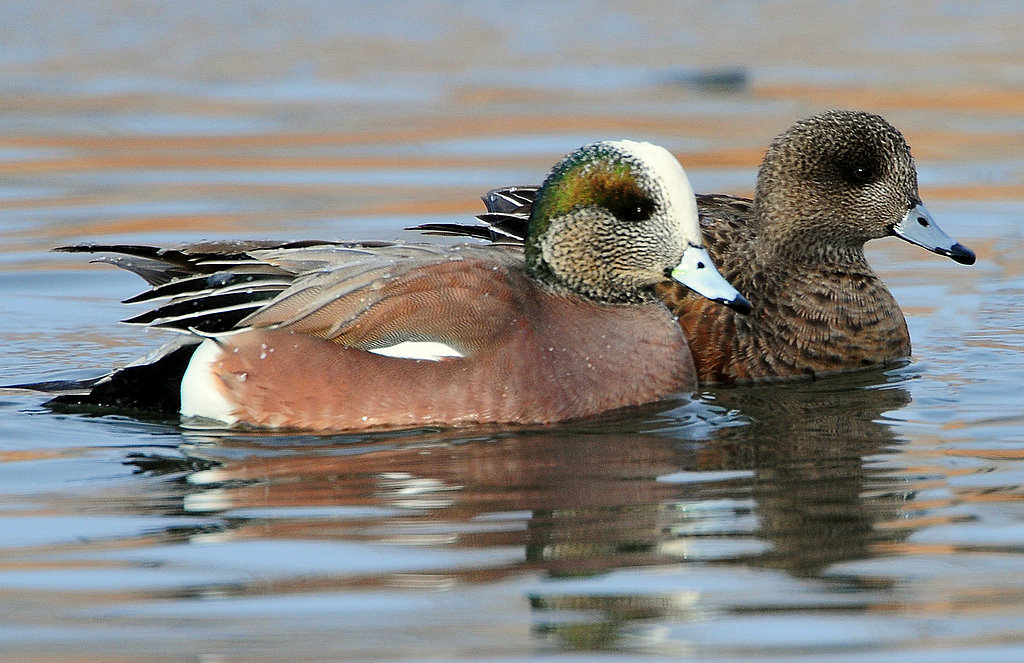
[606,190,655,222]
[844,164,876,185]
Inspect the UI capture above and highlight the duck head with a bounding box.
[754,110,975,265]
[526,140,751,312]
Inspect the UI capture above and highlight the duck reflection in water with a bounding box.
[127,369,912,647]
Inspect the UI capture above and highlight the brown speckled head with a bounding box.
[753,110,921,263]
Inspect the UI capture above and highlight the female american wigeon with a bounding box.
[422,110,976,383]
[48,140,749,431]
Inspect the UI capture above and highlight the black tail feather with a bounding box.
[408,186,535,244]
[45,341,200,415]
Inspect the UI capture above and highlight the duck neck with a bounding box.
[751,198,872,277]
[754,231,872,277]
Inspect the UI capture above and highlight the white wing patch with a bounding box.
[367,341,465,361]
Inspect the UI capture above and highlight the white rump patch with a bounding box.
[367,340,465,361]
[180,338,239,427]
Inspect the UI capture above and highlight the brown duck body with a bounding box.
[657,194,910,383]
[192,250,697,430]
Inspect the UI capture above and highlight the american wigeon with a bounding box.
[48,140,749,431]
[420,110,976,383]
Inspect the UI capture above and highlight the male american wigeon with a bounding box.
[421,110,976,383]
[44,140,749,431]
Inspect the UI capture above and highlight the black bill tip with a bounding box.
[722,293,752,315]
[946,242,976,265]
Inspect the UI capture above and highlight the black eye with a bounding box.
[843,164,877,185]
[606,189,655,222]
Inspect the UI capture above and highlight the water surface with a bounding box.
[1,2,1023,661]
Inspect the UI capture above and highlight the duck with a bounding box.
[418,110,976,383]
[43,140,750,431]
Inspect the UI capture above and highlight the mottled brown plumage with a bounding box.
[660,111,975,383]
[658,193,911,382]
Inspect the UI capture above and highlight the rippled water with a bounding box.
[2,2,1024,661]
